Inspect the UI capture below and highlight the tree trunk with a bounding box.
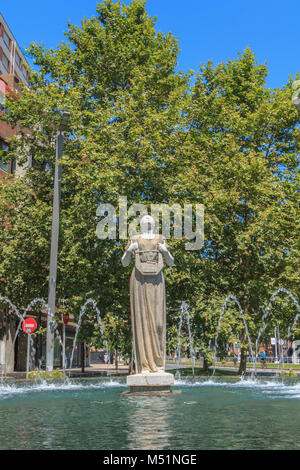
[203,353,209,372]
[238,347,247,375]
[238,302,250,375]
[115,348,118,370]
[81,342,85,373]
[129,347,135,375]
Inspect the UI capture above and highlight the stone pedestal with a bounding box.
[126,372,174,394]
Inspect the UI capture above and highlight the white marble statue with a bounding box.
[122,215,174,375]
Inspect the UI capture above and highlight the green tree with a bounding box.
[0,0,188,357]
[0,3,299,373]
[179,49,300,372]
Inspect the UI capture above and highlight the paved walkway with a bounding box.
[69,363,129,378]
[2,363,129,380]
[2,362,299,381]
[211,364,300,376]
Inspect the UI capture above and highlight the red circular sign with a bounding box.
[22,318,37,334]
[62,313,69,325]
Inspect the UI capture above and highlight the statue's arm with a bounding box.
[158,238,174,267]
[121,250,131,267]
[121,239,138,267]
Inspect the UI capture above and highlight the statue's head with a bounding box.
[140,215,155,234]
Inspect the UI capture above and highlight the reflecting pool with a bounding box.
[1,377,300,450]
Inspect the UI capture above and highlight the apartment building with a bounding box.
[0,12,29,83]
[0,13,87,375]
[0,12,30,179]
[0,13,29,373]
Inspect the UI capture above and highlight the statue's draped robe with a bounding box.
[127,235,166,373]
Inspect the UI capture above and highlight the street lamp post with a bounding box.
[46,112,70,372]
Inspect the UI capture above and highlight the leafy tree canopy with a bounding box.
[0,1,299,368]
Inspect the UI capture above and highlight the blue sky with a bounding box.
[1,0,299,88]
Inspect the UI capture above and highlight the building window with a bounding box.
[1,142,8,172]
[21,63,27,77]
[2,54,9,72]
[0,94,8,114]
[15,52,21,68]
[2,30,10,49]
[10,159,16,175]
[1,158,8,172]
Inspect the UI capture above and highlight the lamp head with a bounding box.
[59,111,70,131]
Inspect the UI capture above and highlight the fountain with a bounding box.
[212,294,254,376]
[0,295,23,377]
[0,287,299,387]
[68,298,103,373]
[1,288,300,451]
[1,297,64,378]
[0,296,103,379]
[209,289,300,378]
[175,301,195,379]
[255,288,300,349]
[254,288,300,376]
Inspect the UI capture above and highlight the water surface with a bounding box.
[1,377,300,450]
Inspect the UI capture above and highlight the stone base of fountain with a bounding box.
[126,372,174,394]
